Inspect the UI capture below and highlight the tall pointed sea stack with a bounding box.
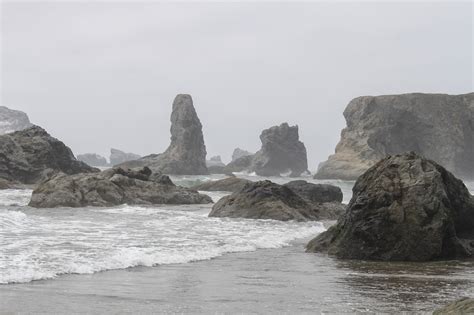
[121,94,208,175]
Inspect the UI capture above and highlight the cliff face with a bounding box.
[0,106,32,135]
[315,93,474,180]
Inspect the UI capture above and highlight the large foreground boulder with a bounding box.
[0,126,98,186]
[315,93,474,180]
[29,167,212,208]
[120,94,208,175]
[0,106,32,135]
[77,153,109,167]
[433,298,474,314]
[209,180,345,221]
[251,123,308,177]
[307,152,474,261]
[192,176,252,192]
[110,148,140,166]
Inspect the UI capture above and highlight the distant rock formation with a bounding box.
[307,152,474,261]
[29,167,213,208]
[223,155,254,174]
[109,148,140,166]
[77,153,108,167]
[0,106,32,135]
[192,176,252,192]
[434,298,474,314]
[209,180,345,221]
[315,93,474,180]
[0,126,98,186]
[231,148,253,162]
[120,94,208,175]
[251,123,308,177]
[206,156,225,167]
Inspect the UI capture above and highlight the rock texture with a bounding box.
[77,153,109,167]
[283,180,343,203]
[109,148,140,166]
[209,180,345,221]
[120,94,208,175]
[434,298,474,315]
[192,176,252,192]
[315,93,474,180]
[251,123,308,177]
[0,126,98,186]
[0,106,32,135]
[29,167,212,208]
[307,152,474,261]
[232,148,253,161]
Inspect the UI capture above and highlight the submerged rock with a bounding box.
[29,167,212,208]
[307,152,474,261]
[251,123,308,177]
[433,298,474,314]
[77,153,109,167]
[0,126,98,186]
[231,148,253,162]
[209,180,344,221]
[315,93,474,180]
[109,148,140,166]
[120,94,208,175]
[192,177,252,192]
[0,106,32,135]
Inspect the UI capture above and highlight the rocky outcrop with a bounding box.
[29,167,213,208]
[251,123,308,177]
[231,148,253,161]
[434,298,474,314]
[120,94,208,175]
[283,180,343,203]
[109,149,140,166]
[307,152,474,261]
[209,180,345,221]
[206,156,225,167]
[192,176,252,192]
[77,153,109,167]
[223,155,254,174]
[315,93,474,180]
[0,106,32,135]
[0,126,98,186]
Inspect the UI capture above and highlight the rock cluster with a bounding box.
[307,152,474,261]
[110,148,140,166]
[0,126,98,186]
[0,106,32,135]
[231,148,253,161]
[315,93,474,180]
[77,153,109,167]
[29,167,212,208]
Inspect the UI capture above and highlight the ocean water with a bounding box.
[1,175,473,313]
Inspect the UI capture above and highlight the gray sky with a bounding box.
[1,1,472,170]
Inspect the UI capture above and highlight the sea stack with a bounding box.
[0,106,32,135]
[77,153,109,167]
[251,123,308,177]
[109,148,141,166]
[120,94,208,175]
[315,93,474,180]
[307,152,474,261]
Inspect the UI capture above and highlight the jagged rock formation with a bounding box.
[192,176,252,192]
[0,126,98,186]
[109,149,140,166]
[251,123,308,177]
[315,93,474,180]
[0,106,32,135]
[307,152,474,261]
[223,155,254,174]
[120,94,208,175]
[434,298,474,314]
[29,167,212,208]
[231,148,253,162]
[77,153,109,167]
[209,180,345,221]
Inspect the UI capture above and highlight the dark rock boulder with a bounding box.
[223,155,254,174]
[433,298,474,314]
[251,123,308,177]
[307,152,474,261]
[209,180,344,221]
[0,106,32,135]
[77,153,109,167]
[283,180,343,203]
[120,94,208,175]
[192,177,252,192]
[29,166,212,208]
[109,148,140,166]
[0,126,98,186]
[231,148,253,161]
[315,93,474,180]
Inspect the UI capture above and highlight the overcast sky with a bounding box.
[1,1,472,169]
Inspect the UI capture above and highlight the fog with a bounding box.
[1,1,472,169]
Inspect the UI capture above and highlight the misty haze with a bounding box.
[0,1,473,314]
